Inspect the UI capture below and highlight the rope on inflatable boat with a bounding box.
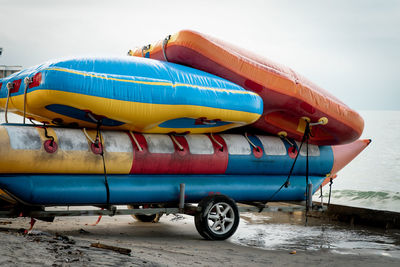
[305,126,310,224]
[43,125,55,146]
[264,121,311,205]
[29,118,37,125]
[328,177,333,206]
[86,112,111,207]
[96,120,110,206]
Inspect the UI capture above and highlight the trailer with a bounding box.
[0,183,326,240]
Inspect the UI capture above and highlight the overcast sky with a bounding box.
[0,0,399,110]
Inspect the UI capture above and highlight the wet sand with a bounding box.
[1,211,400,267]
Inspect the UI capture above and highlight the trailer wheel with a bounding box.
[127,205,162,223]
[194,195,239,240]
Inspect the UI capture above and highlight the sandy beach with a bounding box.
[1,211,399,267]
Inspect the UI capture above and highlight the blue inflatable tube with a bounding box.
[0,174,325,206]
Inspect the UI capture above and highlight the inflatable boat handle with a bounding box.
[210,133,224,151]
[162,35,171,61]
[23,77,33,125]
[129,132,143,152]
[170,134,184,151]
[83,128,95,144]
[244,132,258,151]
[310,117,329,126]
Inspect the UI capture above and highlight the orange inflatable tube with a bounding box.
[129,30,364,145]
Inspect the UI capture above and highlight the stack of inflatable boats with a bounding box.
[0,30,369,207]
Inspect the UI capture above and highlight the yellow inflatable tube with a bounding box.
[0,125,132,174]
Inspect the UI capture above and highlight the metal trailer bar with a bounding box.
[0,207,179,219]
[0,203,325,219]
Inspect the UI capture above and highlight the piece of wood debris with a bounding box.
[90,242,131,255]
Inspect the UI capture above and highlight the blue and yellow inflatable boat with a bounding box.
[0,57,262,134]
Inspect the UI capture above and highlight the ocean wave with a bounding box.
[320,189,400,212]
[329,190,400,201]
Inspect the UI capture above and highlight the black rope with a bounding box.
[319,185,323,202]
[306,123,310,208]
[43,124,54,146]
[305,124,310,225]
[328,177,333,207]
[95,119,110,206]
[265,122,311,203]
[29,118,37,125]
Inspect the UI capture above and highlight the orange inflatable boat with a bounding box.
[129,30,364,145]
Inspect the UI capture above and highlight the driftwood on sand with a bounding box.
[90,242,131,255]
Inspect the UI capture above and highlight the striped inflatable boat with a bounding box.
[0,57,262,134]
[0,125,369,206]
[129,30,364,145]
[0,125,368,175]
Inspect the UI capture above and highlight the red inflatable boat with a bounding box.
[129,30,364,145]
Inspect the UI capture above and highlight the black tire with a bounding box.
[127,205,163,223]
[194,195,240,240]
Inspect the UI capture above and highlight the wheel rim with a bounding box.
[206,202,235,235]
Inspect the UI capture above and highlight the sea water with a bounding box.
[231,212,400,257]
[315,110,400,213]
[0,111,399,212]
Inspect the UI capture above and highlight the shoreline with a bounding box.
[1,212,399,266]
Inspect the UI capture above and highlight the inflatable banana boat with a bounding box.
[129,30,364,145]
[0,124,369,206]
[0,57,262,134]
[0,124,368,175]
